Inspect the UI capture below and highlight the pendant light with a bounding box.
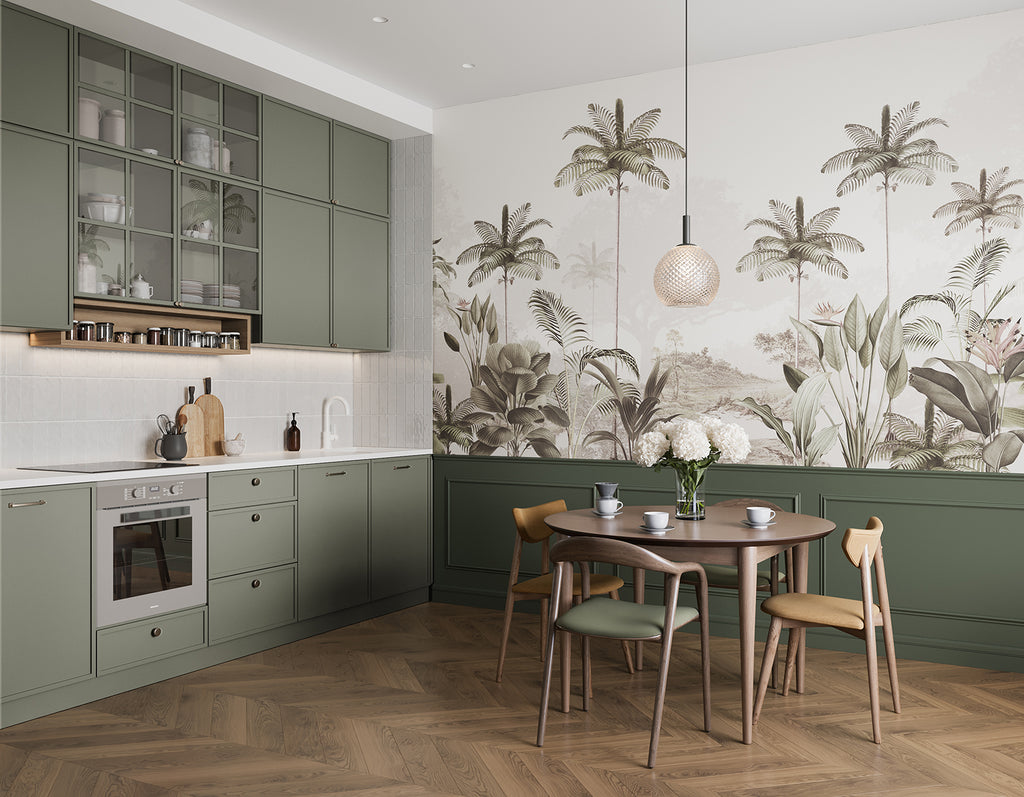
[653,0,719,307]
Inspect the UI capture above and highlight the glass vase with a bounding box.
[674,470,706,520]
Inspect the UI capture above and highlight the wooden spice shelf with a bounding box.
[29,299,252,355]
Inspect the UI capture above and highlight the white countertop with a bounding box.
[0,447,432,490]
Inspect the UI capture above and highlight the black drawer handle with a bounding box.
[151,627,162,638]
[7,500,46,508]
[251,578,261,589]
[251,513,261,522]
[394,464,411,470]
[251,477,261,486]
[325,471,347,477]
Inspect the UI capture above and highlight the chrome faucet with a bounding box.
[321,395,352,449]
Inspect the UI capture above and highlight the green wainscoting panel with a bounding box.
[432,455,1024,673]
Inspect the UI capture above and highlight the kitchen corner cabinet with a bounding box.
[332,123,389,217]
[370,457,431,601]
[297,462,370,620]
[1,5,70,135]
[2,484,93,699]
[1,125,72,331]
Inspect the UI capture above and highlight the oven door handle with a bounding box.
[119,505,193,524]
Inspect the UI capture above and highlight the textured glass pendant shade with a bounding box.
[653,216,720,306]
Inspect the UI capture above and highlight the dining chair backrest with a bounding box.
[842,516,883,567]
[513,499,567,544]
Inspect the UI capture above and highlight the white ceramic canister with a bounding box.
[78,97,101,139]
[212,140,231,172]
[184,126,212,168]
[76,254,97,293]
[99,109,126,146]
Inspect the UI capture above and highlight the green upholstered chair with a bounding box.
[753,516,901,743]
[496,499,631,682]
[536,536,711,768]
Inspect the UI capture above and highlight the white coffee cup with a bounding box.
[643,511,669,529]
[746,506,776,525]
[595,497,623,515]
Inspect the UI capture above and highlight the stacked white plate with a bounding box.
[180,279,203,303]
[202,283,220,305]
[223,283,241,308]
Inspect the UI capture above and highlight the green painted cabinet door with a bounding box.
[332,209,389,351]
[262,98,331,201]
[1,485,93,699]
[297,462,370,619]
[261,191,331,346]
[0,126,71,331]
[370,457,431,600]
[1,6,70,134]
[332,123,388,217]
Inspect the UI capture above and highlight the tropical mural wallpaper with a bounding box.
[432,11,1024,473]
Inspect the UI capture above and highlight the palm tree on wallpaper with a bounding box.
[737,196,864,364]
[933,166,1024,307]
[554,98,685,351]
[821,101,957,299]
[564,241,616,329]
[456,203,559,343]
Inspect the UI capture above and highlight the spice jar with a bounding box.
[147,327,161,345]
[77,321,96,341]
[203,331,219,348]
[219,332,232,349]
[227,332,241,350]
[114,331,131,344]
[189,331,203,347]
[132,331,147,345]
[159,327,173,346]
[95,321,114,342]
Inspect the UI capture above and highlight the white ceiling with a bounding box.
[177,0,1024,109]
[15,0,1024,137]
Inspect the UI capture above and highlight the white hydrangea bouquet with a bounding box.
[635,416,751,519]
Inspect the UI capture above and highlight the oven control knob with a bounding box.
[168,483,183,495]
[131,487,146,499]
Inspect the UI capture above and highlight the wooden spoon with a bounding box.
[177,413,188,432]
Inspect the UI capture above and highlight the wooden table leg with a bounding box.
[791,541,809,694]
[633,567,645,670]
[738,545,757,745]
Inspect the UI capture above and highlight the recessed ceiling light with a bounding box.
[461,63,476,69]
[371,16,388,23]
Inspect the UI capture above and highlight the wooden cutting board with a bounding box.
[195,376,224,456]
[177,386,206,458]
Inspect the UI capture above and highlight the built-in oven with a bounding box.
[95,474,207,627]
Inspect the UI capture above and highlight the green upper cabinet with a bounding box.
[180,70,260,181]
[261,191,332,346]
[333,208,389,351]
[0,5,70,134]
[262,98,331,201]
[1,126,72,331]
[332,124,388,217]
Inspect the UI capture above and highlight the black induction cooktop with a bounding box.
[19,461,197,473]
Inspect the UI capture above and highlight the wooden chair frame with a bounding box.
[537,536,711,768]
[753,516,901,743]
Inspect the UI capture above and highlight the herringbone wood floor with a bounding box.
[2,602,1023,796]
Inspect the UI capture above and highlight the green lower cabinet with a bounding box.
[208,466,297,510]
[1,485,93,699]
[208,564,296,644]
[370,457,431,601]
[209,502,296,578]
[297,462,370,620]
[96,607,207,675]
[0,125,72,331]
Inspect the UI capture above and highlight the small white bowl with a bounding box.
[222,438,245,456]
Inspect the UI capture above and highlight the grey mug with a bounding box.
[155,432,187,461]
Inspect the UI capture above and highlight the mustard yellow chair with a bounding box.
[536,536,711,768]
[753,516,901,743]
[496,499,632,682]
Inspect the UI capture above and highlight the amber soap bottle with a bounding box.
[285,412,301,451]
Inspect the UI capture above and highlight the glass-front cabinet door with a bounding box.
[179,173,259,311]
[180,70,259,181]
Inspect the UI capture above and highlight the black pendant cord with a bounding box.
[682,0,690,245]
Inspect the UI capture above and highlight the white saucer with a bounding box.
[742,519,776,528]
[639,524,673,534]
[592,509,623,518]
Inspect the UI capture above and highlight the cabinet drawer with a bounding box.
[208,467,296,509]
[97,607,207,675]
[209,564,295,644]
[209,502,296,577]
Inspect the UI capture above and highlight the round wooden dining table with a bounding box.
[544,503,836,744]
